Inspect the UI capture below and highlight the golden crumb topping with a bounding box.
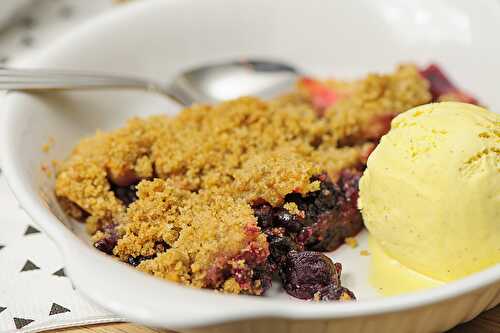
[55,64,431,292]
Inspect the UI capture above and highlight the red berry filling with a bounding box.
[420,64,478,104]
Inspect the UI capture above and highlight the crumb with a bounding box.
[340,292,353,301]
[344,237,358,248]
[42,137,55,153]
[360,250,370,256]
[283,202,300,215]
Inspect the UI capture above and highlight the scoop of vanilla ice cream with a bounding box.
[359,102,500,282]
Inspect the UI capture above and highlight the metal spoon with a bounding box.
[0,59,300,105]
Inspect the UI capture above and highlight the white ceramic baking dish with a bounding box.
[1,0,499,332]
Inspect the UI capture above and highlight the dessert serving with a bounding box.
[360,102,500,295]
[54,63,489,301]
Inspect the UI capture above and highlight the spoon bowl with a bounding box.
[170,59,300,104]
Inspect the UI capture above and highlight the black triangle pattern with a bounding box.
[52,268,66,277]
[49,303,70,316]
[20,260,40,272]
[0,307,6,314]
[24,225,41,235]
[0,244,4,251]
[13,317,34,329]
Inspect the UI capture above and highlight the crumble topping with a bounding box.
[54,64,434,298]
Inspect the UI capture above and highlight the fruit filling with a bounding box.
[54,64,475,300]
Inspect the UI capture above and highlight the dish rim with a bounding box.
[0,0,499,328]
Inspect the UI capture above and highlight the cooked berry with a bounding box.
[299,77,340,115]
[337,170,361,207]
[334,170,364,240]
[94,223,118,255]
[94,235,117,255]
[280,251,342,300]
[288,174,339,222]
[254,171,363,255]
[252,263,274,293]
[127,240,169,266]
[57,65,438,299]
[268,235,299,264]
[252,203,273,229]
[280,172,363,251]
[112,183,138,206]
[296,226,313,244]
[272,207,303,232]
[420,64,456,101]
[420,64,478,104]
[154,240,170,252]
[128,255,155,267]
[101,223,117,234]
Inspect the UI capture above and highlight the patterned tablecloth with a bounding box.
[0,2,128,332]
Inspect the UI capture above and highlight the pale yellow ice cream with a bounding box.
[359,102,500,292]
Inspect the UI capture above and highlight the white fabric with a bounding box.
[0,175,123,333]
[0,1,126,332]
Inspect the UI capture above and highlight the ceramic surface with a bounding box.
[1,0,499,332]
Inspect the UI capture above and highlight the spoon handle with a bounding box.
[0,67,183,103]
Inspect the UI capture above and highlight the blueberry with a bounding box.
[94,235,117,255]
[279,251,342,300]
[252,262,274,293]
[252,203,273,229]
[94,223,118,255]
[272,207,303,233]
[154,240,170,252]
[128,255,155,266]
[112,183,138,206]
[268,235,298,264]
